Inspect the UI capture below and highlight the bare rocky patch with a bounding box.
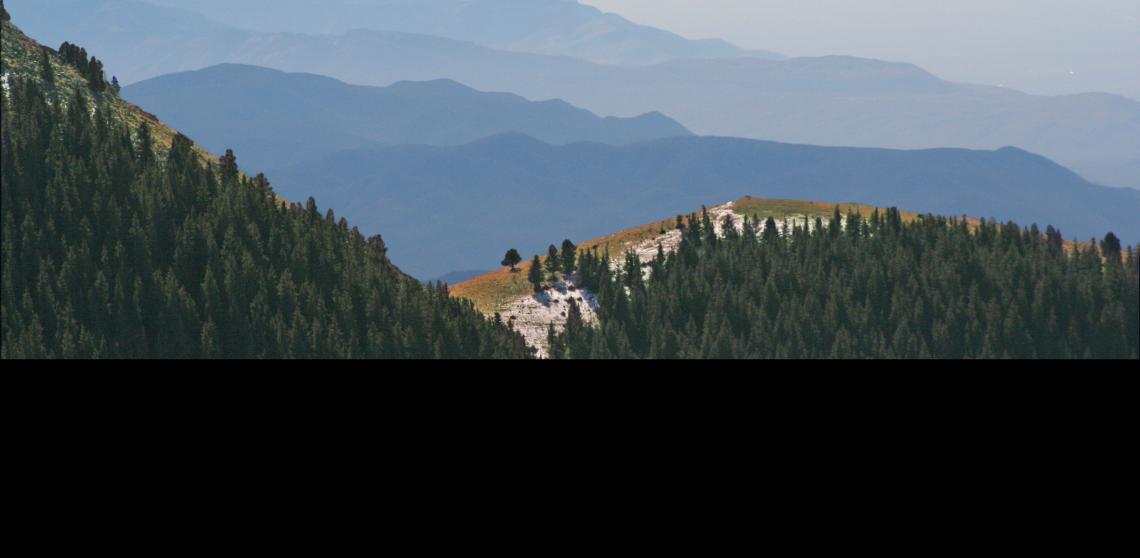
[492,200,850,356]
[503,275,598,358]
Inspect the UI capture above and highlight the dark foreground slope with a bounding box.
[553,208,1140,359]
[122,64,690,171]
[0,19,531,358]
[268,134,1140,279]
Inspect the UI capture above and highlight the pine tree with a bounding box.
[86,56,106,91]
[846,210,862,239]
[561,239,577,274]
[136,122,154,165]
[829,207,843,238]
[1046,225,1064,258]
[1102,232,1122,263]
[546,324,562,359]
[528,255,544,292]
[546,244,561,277]
[763,217,779,243]
[501,249,522,272]
[39,49,54,84]
[722,214,738,239]
[219,149,239,182]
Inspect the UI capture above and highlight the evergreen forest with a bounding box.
[550,209,1139,359]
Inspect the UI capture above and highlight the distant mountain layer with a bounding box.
[266,134,1140,280]
[12,0,1139,189]
[122,64,691,171]
[138,0,783,66]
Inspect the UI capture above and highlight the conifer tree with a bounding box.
[846,210,862,238]
[547,324,562,359]
[136,122,154,165]
[1102,232,1122,263]
[546,244,561,277]
[501,249,522,272]
[219,149,239,182]
[763,217,779,243]
[722,214,738,240]
[86,56,106,91]
[1046,226,1064,258]
[39,49,53,84]
[528,255,544,292]
[561,239,577,274]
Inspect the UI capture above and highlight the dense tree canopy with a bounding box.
[554,208,1139,359]
[1,76,533,358]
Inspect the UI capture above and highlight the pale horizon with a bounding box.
[589,0,1140,99]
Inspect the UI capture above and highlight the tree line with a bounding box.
[55,41,118,93]
[550,207,1139,359]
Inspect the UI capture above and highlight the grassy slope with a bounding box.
[452,197,926,314]
[2,19,221,172]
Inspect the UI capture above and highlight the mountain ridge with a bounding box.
[266,133,1140,279]
[122,63,692,171]
[137,0,785,66]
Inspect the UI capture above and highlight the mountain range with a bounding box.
[138,0,784,66]
[122,64,690,171]
[266,134,1140,279]
[11,0,1139,189]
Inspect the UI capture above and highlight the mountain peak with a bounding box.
[385,78,478,95]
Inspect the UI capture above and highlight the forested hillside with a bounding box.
[551,208,1139,359]
[0,18,532,358]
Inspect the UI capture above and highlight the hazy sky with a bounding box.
[589,0,1140,99]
